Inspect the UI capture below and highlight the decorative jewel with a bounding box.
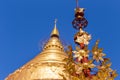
[82,60,95,69]
[73,50,83,61]
[93,51,106,62]
[92,40,106,62]
[72,8,88,29]
[73,46,89,62]
[74,29,91,45]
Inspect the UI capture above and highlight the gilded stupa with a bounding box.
[5,21,68,80]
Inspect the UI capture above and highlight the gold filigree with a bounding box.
[92,40,106,62]
[74,29,91,45]
[72,46,89,61]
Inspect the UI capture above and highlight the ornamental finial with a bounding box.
[72,0,88,30]
[54,19,57,27]
[51,19,59,37]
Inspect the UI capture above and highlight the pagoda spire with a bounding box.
[43,19,64,51]
[51,19,59,38]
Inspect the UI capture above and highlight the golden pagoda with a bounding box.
[5,21,68,80]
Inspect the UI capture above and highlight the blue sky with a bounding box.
[0,0,120,79]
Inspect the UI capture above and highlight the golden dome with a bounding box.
[5,25,68,80]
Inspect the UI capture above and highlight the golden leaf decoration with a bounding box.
[92,40,106,62]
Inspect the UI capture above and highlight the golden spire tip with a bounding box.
[51,19,59,37]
